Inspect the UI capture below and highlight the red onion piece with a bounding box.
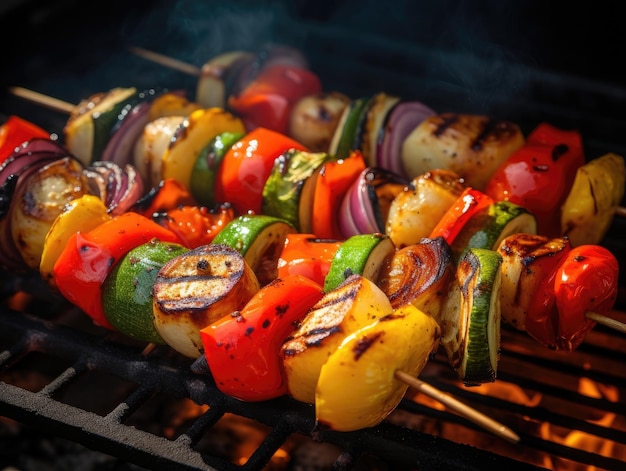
[0,138,69,187]
[354,169,381,233]
[111,164,144,215]
[339,167,410,238]
[377,101,435,177]
[0,151,65,188]
[0,158,66,271]
[338,181,361,238]
[83,161,143,215]
[101,101,150,166]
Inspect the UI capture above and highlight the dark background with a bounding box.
[1,0,625,132]
[2,0,625,270]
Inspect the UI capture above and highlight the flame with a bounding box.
[544,377,622,471]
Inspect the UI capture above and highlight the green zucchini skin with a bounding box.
[451,201,537,261]
[262,149,333,231]
[442,247,503,386]
[323,233,395,293]
[329,96,373,160]
[212,214,296,286]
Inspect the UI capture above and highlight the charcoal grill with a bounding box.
[1,1,625,470]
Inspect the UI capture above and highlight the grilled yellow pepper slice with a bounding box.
[39,194,111,287]
[280,274,393,404]
[560,152,626,246]
[315,303,440,431]
[161,107,245,190]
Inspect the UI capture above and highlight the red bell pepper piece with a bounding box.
[152,203,236,248]
[0,116,50,165]
[130,178,197,217]
[553,245,619,351]
[312,150,367,240]
[200,274,324,401]
[429,187,494,245]
[213,127,307,215]
[228,65,322,135]
[53,212,183,330]
[484,122,584,237]
[522,237,573,349]
[276,233,342,286]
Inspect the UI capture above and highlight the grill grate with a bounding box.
[0,290,554,471]
[1,1,626,470]
[2,271,625,470]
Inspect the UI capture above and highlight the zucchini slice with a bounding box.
[261,149,333,231]
[451,201,537,260]
[328,96,373,159]
[440,247,503,385]
[64,87,139,165]
[324,233,395,292]
[190,131,244,207]
[212,214,296,286]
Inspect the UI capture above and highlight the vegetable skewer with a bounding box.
[125,47,626,228]
[9,86,626,223]
[0,126,522,442]
[2,95,625,342]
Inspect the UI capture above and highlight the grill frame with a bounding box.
[1,1,626,469]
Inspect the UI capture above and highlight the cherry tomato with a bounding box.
[152,203,236,248]
[485,122,584,237]
[312,150,367,239]
[277,233,342,286]
[53,212,183,329]
[0,116,50,165]
[429,187,494,245]
[553,245,619,351]
[200,274,324,401]
[213,127,307,215]
[228,65,322,135]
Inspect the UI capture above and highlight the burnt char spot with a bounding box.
[471,119,517,152]
[552,144,569,161]
[196,259,210,271]
[433,114,459,137]
[352,332,384,361]
[275,303,289,318]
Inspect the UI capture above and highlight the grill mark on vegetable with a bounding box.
[432,114,459,137]
[471,119,517,151]
[352,331,384,360]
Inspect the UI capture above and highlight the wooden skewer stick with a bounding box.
[585,311,626,334]
[395,370,520,444]
[9,86,75,114]
[613,206,626,218]
[7,86,626,339]
[129,46,201,77]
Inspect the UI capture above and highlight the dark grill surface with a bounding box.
[1,1,626,470]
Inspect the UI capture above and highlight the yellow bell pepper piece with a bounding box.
[560,153,625,246]
[315,304,440,431]
[147,92,202,121]
[39,195,111,288]
[161,107,245,190]
[280,274,393,404]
